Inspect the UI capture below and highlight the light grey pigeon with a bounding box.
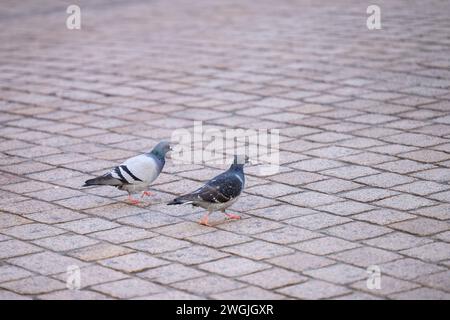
[83,140,171,204]
[168,155,248,226]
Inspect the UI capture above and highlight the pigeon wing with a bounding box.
[193,173,243,204]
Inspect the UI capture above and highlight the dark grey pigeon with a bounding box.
[168,155,248,226]
[83,140,171,204]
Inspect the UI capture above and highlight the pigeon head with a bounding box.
[150,140,172,160]
[230,154,249,170]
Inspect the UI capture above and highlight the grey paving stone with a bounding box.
[324,222,391,241]
[331,247,401,267]
[199,257,270,277]
[139,263,205,285]
[238,268,308,289]
[401,242,450,262]
[304,264,367,285]
[277,280,350,299]
[380,258,446,280]
[68,243,133,262]
[92,278,165,299]
[391,218,449,236]
[159,245,228,265]
[363,232,433,251]
[223,240,295,260]
[99,252,169,273]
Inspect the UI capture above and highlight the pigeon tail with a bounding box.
[82,174,122,187]
[167,195,193,205]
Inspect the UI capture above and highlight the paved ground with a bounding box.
[1,0,450,300]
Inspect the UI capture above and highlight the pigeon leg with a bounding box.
[141,191,152,198]
[225,212,241,220]
[199,212,212,226]
[127,195,140,205]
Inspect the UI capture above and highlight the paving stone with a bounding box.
[286,213,351,230]
[53,265,128,288]
[160,245,228,265]
[32,234,98,251]
[331,247,401,268]
[0,239,42,259]
[353,209,415,225]
[7,251,86,275]
[374,194,436,210]
[363,232,433,251]
[90,226,156,244]
[187,230,251,248]
[211,286,285,300]
[139,263,205,285]
[247,205,316,220]
[254,226,320,244]
[317,201,375,216]
[277,280,350,299]
[92,278,165,299]
[0,276,65,295]
[355,173,415,188]
[126,236,191,254]
[239,267,308,289]
[1,223,65,240]
[342,188,398,202]
[324,222,391,241]
[199,257,270,277]
[280,191,342,207]
[68,243,133,262]
[380,258,446,280]
[218,218,283,235]
[401,242,450,262]
[322,165,380,180]
[350,275,420,296]
[172,275,245,296]
[393,181,450,196]
[99,252,168,273]
[223,240,294,260]
[291,236,360,255]
[391,218,449,236]
[39,290,111,300]
[0,265,33,283]
[304,264,367,284]
[389,288,450,300]
[57,218,120,235]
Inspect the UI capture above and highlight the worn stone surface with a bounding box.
[0,0,449,300]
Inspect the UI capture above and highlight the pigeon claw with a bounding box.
[225,213,241,220]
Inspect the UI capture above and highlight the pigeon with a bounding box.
[168,155,248,226]
[82,140,171,204]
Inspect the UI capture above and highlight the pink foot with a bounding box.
[199,214,211,226]
[127,196,140,205]
[141,191,152,198]
[225,213,241,220]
